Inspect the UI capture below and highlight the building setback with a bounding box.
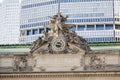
[20,0,120,43]
[0,0,20,45]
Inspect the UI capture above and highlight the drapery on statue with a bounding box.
[47,13,66,36]
[45,13,75,34]
[54,13,63,36]
[30,37,43,53]
[42,31,49,42]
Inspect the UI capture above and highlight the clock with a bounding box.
[51,37,66,52]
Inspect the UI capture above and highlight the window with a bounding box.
[27,30,31,35]
[105,24,113,30]
[69,26,76,31]
[46,28,51,33]
[78,25,85,31]
[86,25,94,30]
[115,25,120,29]
[22,1,57,9]
[32,29,38,35]
[39,28,44,34]
[96,25,104,30]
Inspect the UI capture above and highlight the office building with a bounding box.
[0,0,20,44]
[0,3,2,43]
[20,0,120,43]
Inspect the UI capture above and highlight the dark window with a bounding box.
[86,25,94,30]
[27,30,31,35]
[105,24,113,30]
[46,28,51,33]
[115,25,120,29]
[96,25,104,30]
[39,28,44,34]
[78,25,85,31]
[69,26,76,31]
[32,29,38,35]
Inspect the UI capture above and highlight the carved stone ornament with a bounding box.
[14,56,27,71]
[89,55,105,70]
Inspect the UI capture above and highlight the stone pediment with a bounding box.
[30,13,90,54]
[32,42,85,55]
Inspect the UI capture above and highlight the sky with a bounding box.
[0,0,2,3]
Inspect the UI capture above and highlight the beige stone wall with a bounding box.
[85,51,120,67]
[32,53,84,71]
[0,56,14,67]
[0,72,120,80]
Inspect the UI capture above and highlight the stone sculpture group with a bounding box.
[30,13,90,54]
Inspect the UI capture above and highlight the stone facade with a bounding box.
[0,50,120,72]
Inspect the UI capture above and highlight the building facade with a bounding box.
[0,3,2,44]
[0,0,20,44]
[20,0,120,43]
[0,1,5,45]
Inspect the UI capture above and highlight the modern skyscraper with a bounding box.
[0,3,1,22]
[0,3,2,44]
[20,0,120,43]
[0,2,5,45]
[0,0,20,44]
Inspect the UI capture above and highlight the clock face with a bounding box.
[51,37,66,52]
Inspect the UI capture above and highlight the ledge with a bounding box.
[0,71,120,78]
